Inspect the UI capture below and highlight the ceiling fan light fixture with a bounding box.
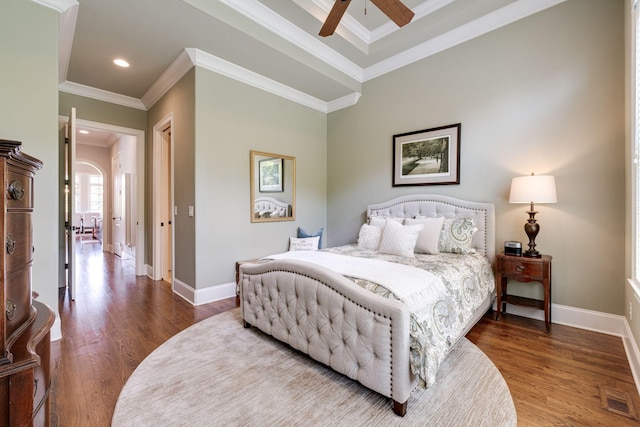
[113,58,130,68]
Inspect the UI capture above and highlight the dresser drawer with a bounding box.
[5,169,33,209]
[5,212,32,271]
[499,257,544,278]
[5,267,32,339]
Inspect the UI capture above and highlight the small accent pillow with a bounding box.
[404,217,445,254]
[438,218,477,254]
[297,227,324,249]
[357,224,383,250]
[378,219,424,258]
[289,236,320,251]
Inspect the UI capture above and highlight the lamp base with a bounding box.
[524,209,541,258]
[523,249,541,258]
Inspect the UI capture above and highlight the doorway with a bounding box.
[153,113,174,283]
[70,117,146,276]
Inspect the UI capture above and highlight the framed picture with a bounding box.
[259,157,284,192]
[393,123,461,186]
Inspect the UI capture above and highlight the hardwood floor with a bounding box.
[51,243,640,426]
[50,243,235,426]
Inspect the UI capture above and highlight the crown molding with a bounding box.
[141,50,195,109]
[327,92,361,113]
[59,81,146,110]
[30,0,77,13]
[58,2,78,84]
[363,0,567,81]
[186,48,330,113]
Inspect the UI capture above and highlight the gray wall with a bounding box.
[193,67,327,289]
[327,0,625,315]
[147,68,196,284]
[0,0,60,319]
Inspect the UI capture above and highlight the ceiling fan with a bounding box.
[319,0,415,37]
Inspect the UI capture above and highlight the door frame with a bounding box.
[66,117,146,276]
[152,113,174,282]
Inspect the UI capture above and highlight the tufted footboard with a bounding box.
[240,259,415,416]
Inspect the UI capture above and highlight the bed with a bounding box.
[254,196,291,218]
[239,194,495,416]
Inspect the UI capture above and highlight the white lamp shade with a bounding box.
[509,175,557,204]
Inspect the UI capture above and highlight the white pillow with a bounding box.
[357,224,383,250]
[438,218,477,254]
[404,217,445,254]
[378,219,424,258]
[369,216,403,227]
[289,236,320,251]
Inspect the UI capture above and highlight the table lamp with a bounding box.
[509,173,557,258]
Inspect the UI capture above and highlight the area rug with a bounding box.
[112,309,516,426]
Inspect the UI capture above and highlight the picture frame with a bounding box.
[393,123,461,186]
[259,157,284,192]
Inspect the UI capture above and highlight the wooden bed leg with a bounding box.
[393,400,407,417]
[243,320,251,329]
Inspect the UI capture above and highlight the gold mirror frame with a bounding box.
[250,150,296,223]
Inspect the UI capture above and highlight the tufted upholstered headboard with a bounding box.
[254,196,291,218]
[367,194,495,264]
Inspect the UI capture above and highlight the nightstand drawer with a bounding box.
[500,257,543,278]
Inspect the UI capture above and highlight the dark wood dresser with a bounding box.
[0,140,54,426]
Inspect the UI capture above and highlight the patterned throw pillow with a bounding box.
[289,236,320,251]
[438,218,477,254]
[378,219,424,258]
[357,224,383,250]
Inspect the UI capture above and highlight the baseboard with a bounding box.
[172,278,236,306]
[498,302,627,337]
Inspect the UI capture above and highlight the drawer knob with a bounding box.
[5,299,16,320]
[8,180,24,200]
[516,265,525,272]
[6,234,15,255]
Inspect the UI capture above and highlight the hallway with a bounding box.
[51,243,234,426]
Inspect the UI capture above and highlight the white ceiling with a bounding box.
[41,0,566,114]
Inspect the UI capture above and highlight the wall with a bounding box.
[327,0,625,315]
[194,66,327,289]
[0,1,60,320]
[146,69,196,283]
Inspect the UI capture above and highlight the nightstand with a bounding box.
[235,259,259,307]
[495,253,552,331]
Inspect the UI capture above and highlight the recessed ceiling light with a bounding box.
[113,58,130,68]
[79,130,89,134]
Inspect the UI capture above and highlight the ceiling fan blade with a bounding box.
[319,0,352,37]
[370,0,415,27]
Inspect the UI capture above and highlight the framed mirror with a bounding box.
[250,150,296,223]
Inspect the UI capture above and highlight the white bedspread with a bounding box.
[264,251,447,311]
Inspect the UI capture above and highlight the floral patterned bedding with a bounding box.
[323,244,495,388]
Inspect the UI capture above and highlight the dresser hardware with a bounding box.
[516,265,525,272]
[7,180,24,200]
[5,299,15,320]
[33,379,38,397]
[6,235,15,255]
